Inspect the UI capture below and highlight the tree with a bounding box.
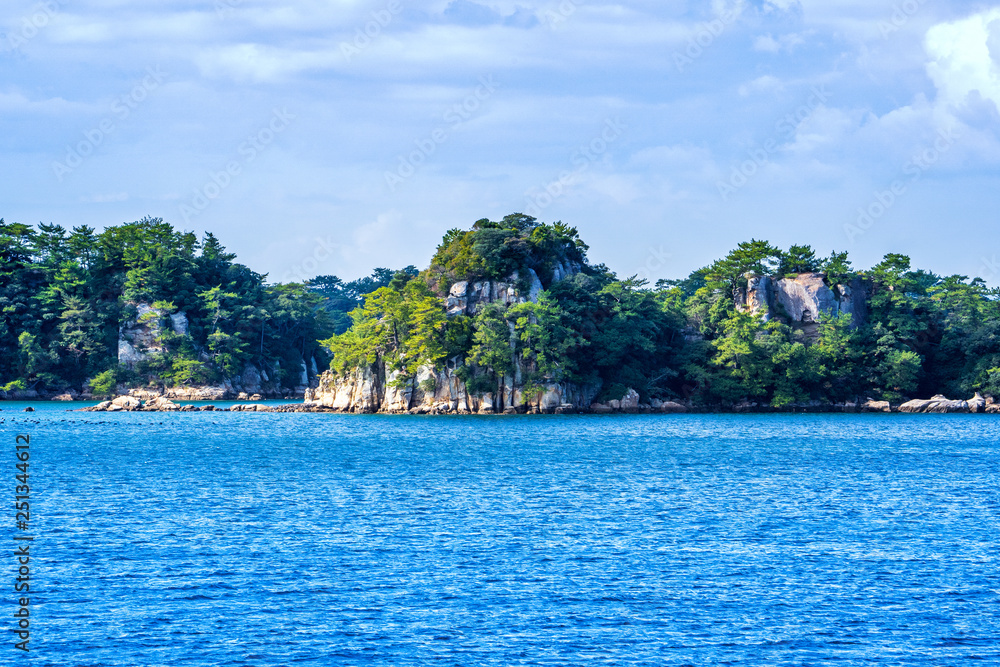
[778,244,819,276]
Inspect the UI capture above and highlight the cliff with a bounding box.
[735,272,867,330]
[308,265,602,414]
[116,301,322,401]
[309,268,877,414]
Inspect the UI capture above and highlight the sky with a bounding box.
[2,0,1000,285]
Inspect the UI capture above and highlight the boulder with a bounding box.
[111,395,142,411]
[898,395,969,414]
[589,403,613,414]
[619,389,640,410]
[861,400,891,413]
[142,396,180,411]
[968,393,987,413]
[660,401,688,413]
[51,394,75,401]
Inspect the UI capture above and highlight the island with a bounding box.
[2,214,999,414]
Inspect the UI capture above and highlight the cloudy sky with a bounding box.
[3,0,1000,284]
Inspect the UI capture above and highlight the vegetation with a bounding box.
[321,214,1000,407]
[0,216,339,394]
[4,212,1000,407]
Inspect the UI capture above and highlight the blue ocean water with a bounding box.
[2,403,999,665]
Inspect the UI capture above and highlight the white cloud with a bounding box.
[739,75,784,96]
[80,192,128,203]
[754,34,782,52]
[925,8,1000,112]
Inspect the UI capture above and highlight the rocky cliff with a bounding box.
[117,301,322,400]
[309,268,875,414]
[308,264,603,414]
[736,272,867,329]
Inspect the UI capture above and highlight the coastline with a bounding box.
[7,391,985,414]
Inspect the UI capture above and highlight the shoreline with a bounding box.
[8,392,985,415]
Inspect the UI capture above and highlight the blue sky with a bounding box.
[3,0,1000,285]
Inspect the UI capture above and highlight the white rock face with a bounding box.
[619,388,640,410]
[898,395,970,413]
[744,275,773,321]
[775,273,839,323]
[737,273,866,326]
[445,269,545,316]
[170,312,189,335]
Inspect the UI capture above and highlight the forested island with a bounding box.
[2,213,999,413]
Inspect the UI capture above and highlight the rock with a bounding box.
[163,385,231,401]
[23,406,34,412]
[898,395,969,414]
[142,396,181,411]
[51,394,75,401]
[446,281,470,316]
[775,272,839,324]
[861,400,891,413]
[660,401,687,413]
[968,393,987,413]
[987,403,1000,414]
[248,394,262,401]
[619,389,640,410]
[111,395,142,411]
[170,312,189,335]
[590,403,613,414]
[503,406,518,415]
[741,274,773,321]
[240,365,263,394]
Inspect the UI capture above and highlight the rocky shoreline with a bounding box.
[61,391,999,415]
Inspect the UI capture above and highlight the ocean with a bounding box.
[3,403,999,665]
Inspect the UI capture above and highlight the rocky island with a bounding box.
[4,214,1000,415]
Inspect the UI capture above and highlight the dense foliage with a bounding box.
[0,216,337,395]
[323,214,1000,406]
[5,212,1000,406]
